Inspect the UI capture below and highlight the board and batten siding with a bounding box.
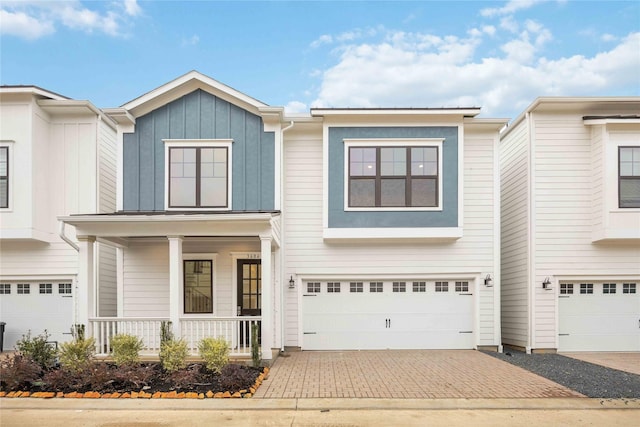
[283,128,498,348]
[122,89,275,211]
[532,114,640,349]
[500,118,530,349]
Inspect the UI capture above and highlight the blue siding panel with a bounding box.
[123,133,139,210]
[328,126,458,228]
[138,115,155,211]
[121,89,275,212]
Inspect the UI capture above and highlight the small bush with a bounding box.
[0,355,42,391]
[15,330,58,370]
[110,334,144,366]
[160,321,173,344]
[251,324,261,368]
[159,339,188,373]
[198,337,229,374]
[59,337,96,373]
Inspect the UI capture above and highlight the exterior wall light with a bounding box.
[542,277,552,290]
[484,274,493,287]
[289,276,295,289]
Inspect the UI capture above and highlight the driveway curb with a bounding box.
[2,397,639,411]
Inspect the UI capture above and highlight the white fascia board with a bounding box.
[122,71,269,118]
[60,212,277,225]
[37,100,118,130]
[464,118,510,132]
[311,108,481,117]
[0,86,68,100]
[322,227,463,240]
[102,108,136,127]
[583,118,640,125]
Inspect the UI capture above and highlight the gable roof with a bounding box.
[121,70,269,118]
[0,85,69,100]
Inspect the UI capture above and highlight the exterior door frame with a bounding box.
[230,252,260,316]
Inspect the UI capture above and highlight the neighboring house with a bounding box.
[61,71,506,361]
[0,86,118,351]
[500,97,640,353]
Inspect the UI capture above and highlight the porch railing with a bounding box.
[88,316,261,357]
[89,317,168,356]
[181,317,261,356]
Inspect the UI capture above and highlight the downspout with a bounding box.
[280,121,294,353]
[59,220,79,251]
[527,111,535,354]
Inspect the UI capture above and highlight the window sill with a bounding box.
[323,227,463,241]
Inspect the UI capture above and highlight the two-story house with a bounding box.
[500,97,640,353]
[0,86,117,350]
[61,71,506,361]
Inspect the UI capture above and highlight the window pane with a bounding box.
[411,178,437,206]
[620,162,633,176]
[0,180,6,208]
[350,148,376,176]
[170,177,196,206]
[620,179,640,208]
[380,179,405,206]
[350,179,375,206]
[184,260,212,313]
[411,147,437,176]
[201,177,226,206]
[380,148,405,176]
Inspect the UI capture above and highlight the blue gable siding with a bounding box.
[328,127,458,228]
[123,90,275,211]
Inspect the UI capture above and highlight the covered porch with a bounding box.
[60,212,281,361]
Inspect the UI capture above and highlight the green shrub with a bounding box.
[59,336,96,373]
[198,337,229,374]
[251,324,261,368]
[159,339,188,373]
[160,321,173,344]
[110,334,144,366]
[15,330,58,370]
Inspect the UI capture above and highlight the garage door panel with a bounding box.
[302,280,475,350]
[559,282,640,352]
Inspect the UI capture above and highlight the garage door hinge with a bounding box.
[460,293,473,296]
[303,294,317,297]
[303,332,316,335]
[558,333,570,336]
[458,331,473,334]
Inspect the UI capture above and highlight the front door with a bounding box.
[237,259,261,316]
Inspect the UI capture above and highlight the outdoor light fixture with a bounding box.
[484,274,493,287]
[542,277,552,290]
[289,276,295,289]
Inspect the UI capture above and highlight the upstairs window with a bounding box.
[0,146,8,208]
[619,147,640,208]
[167,142,231,209]
[348,145,439,208]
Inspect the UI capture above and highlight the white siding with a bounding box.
[591,125,604,233]
[500,119,530,348]
[122,239,261,318]
[123,242,170,317]
[283,128,498,347]
[98,119,117,213]
[533,114,640,349]
[97,243,117,316]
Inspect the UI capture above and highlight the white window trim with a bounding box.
[163,139,233,211]
[181,253,218,317]
[343,138,444,212]
[0,141,14,211]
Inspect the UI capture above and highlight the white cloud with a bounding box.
[182,34,200,46]
[0,9,54,39]
[124,0,141,17]
[0,0,142,39]
[308,29,640,118]
[601,33,616,42]
[481,0,540,17]
[284,100,308,114]
[310,34,333,48]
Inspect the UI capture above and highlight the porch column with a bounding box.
[168,236,183,338]
[260,235,273,361]
[77,236,96,330]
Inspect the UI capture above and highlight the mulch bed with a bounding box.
[0,359,268,399]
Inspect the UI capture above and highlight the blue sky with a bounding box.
[1,0,639,118]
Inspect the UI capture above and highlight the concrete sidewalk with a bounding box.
[562,352,640,376]
[2,398,639,427]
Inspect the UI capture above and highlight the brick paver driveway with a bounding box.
[254,350,582,399]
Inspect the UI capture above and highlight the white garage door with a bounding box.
[302,280,474,350]
[0,282,74,351]
[559,282,640,352]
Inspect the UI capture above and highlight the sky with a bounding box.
[1,0,639,119]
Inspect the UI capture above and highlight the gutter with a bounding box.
[59,220,79,251]
[280,121,294,353]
